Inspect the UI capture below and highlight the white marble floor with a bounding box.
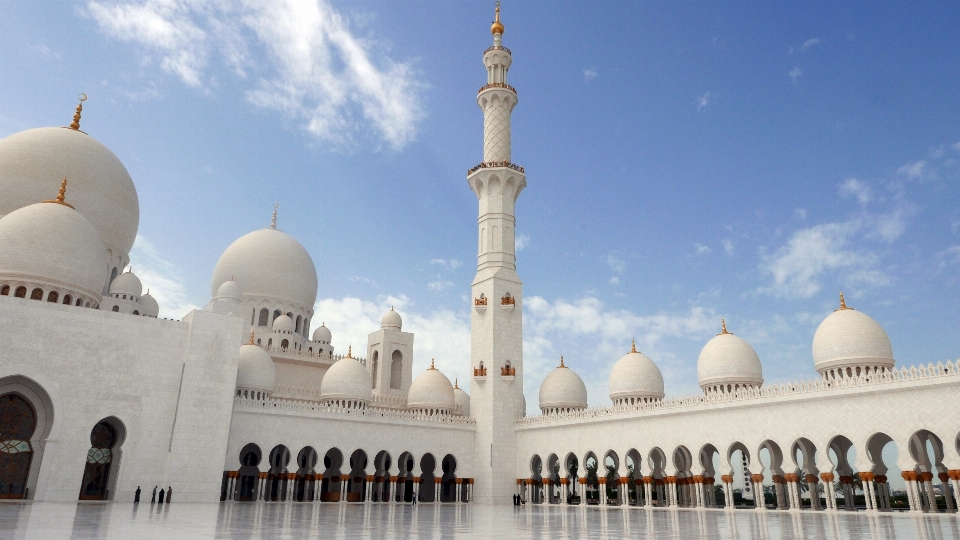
[1,502,959,539]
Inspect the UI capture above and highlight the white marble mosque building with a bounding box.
[0,7,959,517]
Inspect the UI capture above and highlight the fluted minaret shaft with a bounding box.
[479,35,516,163]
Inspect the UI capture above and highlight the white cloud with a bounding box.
[697,92,711,111]
[801,38,821,51]
[794,208,807,220]
[758,221,890,299]
[607,252,625,274]
[789,66,803,83]
[722,238,735,256]
[937,246,960,269]
[427,280,454,292]
[583,68,597,82]
[430,259,461,270]
[694,243,712,255]
[129,235,201,319]
[953,141,960,152]
[897,160,927,181]
[608,276,620,285]
[515,233,530,251]
[839,177,873,205]
[86,0,424,149]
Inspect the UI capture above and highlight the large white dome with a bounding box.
[0,127,139,259]
[236,341,276,394]
[407,361,455,412]
[813,295,894,376]
[320,350,372,404]
[381,308,402,330]
[0,199,107,302]
[697,323,763,392]
[211,226,318,312]
[539,358,588,412]
[608,341,665,404]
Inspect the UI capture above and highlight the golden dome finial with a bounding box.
[838,291,853,311]
[630,339,637,354]
[346,344,352,358]
[43,178,75,209]
[720,318,730,335]
[430,358,436,370]
[559,355,565,368]
[248,330,255,345]
[454,377,459,389]
[491,2,504,35]
[270,203,279,229]
[69,93,87,131]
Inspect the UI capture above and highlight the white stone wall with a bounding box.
[225,403,476,479]
[0,295,244,503]
[515,367,960,484]
[367,327,414,399]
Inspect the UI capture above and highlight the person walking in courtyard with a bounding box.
[158,487,165,504]
[134,486,141,503]
[151,486,157,504]
[167,486,172,503]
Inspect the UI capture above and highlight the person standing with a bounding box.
[134,486,141,504]
[151,486,157,504]
[158,488,165,504]
[167,486,172,503]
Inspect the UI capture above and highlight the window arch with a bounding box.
[14,287,27,298]
[258,308,269,327]
[62,294,72,305]
[112,306,120,312]
[75,298,83,307]
[132,310,139,315]
[46,291,59,303]
[295,315,302,334]
[390,350,403,390]
[79,418,125,500]
[371,351,379,389]
[0,285,9,296]
[273,310,281,323]
[30,288,43,301]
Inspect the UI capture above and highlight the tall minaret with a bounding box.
[468,4,527,505]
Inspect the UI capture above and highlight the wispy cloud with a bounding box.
[697,92,712,111]
[801,38,821,52]
[583,68,597,82]
[789,66,803,83]
[607,251,625,285]
[427,280,454,292]
[430,258,461,270]
[515,233,530,252]
[694,243,712,255]
[953,141,960,152]
[129,235,201,319]
[85,0,424,149]
[722,238,735,256]
[839,177,873,205]
[897,160,927,181]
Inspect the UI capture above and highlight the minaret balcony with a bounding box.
[501,366,516,381]
[467,161,525,175]
[478,82,517,95]
[501,295,515,309]
[473,366,488,380]
[474,296,488,312]
[484,45,512,55]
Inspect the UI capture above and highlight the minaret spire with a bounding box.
[270,203,279,229]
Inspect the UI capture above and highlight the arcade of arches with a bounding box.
[222,444,472,504]
[520,433,960,513]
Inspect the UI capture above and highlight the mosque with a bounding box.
[0,7,958,515]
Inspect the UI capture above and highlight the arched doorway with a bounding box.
[347,449,368,502]
[440,454,458,502]
[529,454,543,503]
[564,452,580,504]
[295,446,318,502]
[0,394,36,499]
[266,445,291,501]
[546,454,561,503]
[319,448,343,502]
[418,453,436,502]
[396,452,415,502]
[604,450,621,505]
[237,443,262,501]
[373,451,392,502]
[582,452,598,505]
[79,418,125,500]
[625,449,642,506]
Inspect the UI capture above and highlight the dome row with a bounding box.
[539,295,894,412]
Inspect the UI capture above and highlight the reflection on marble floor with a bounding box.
[1,502,959,540]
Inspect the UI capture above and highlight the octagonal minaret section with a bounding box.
[467,5,527,505]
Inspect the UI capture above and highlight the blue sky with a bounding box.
[2,1,960,420]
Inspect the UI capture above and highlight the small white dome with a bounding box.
[813,295,894,375]
[211,226,318,313]
[407,361,455,412]
[312,323,332,343]
[453,380,470,416]
[140,290,159,317]
[609,342,665,403]
[320,350,372,403]
[381,308,402,330]
[0,200,107,301]
[539,358,588,412]
[0,127,140,259]
[110,269,142,297]
[215,279,242,302]
[697,323,763,391]
[237,342,276,393]
[273,314,295,333]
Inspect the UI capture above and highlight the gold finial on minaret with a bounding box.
[454,377,459,389]
[346,344,352,358]
[43,178,75,209]
[430,358,436,370]
[68,93,87,131]
[491,1,504,35]
[270,203,279,229]
[630,339,637,354]
[248,330,255,345]
[720,318,730,335]
[559,355,565,368]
